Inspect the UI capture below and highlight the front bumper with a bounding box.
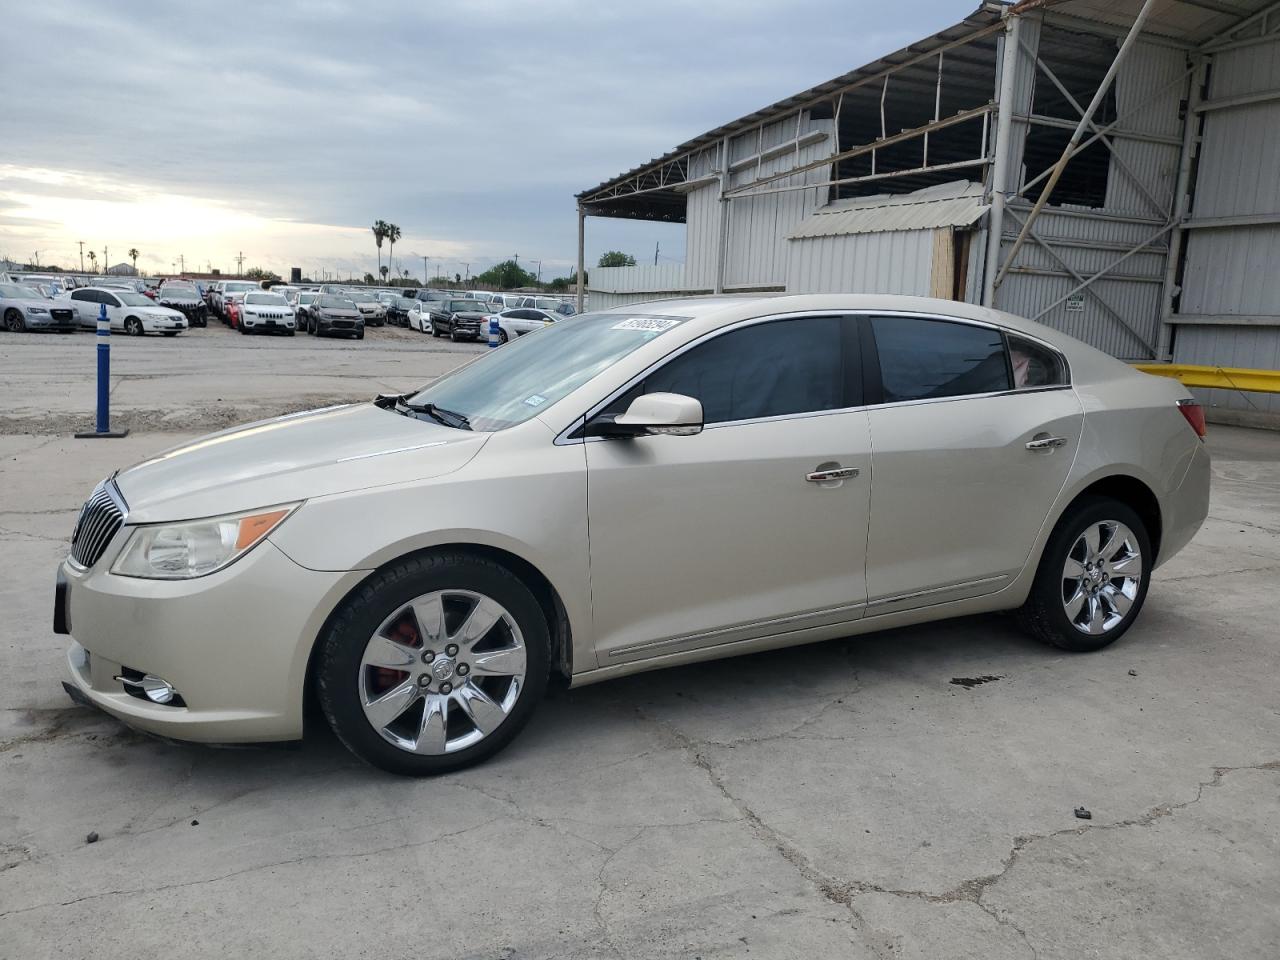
[25,311,79,331]
[59,539,363,743]
[142,315,187,333]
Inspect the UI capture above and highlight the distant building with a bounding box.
[105,262,138,276]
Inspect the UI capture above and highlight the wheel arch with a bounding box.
[302,542,574,730]
[1062,473,1163,562]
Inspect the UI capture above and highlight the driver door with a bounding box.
[584,314,871,665]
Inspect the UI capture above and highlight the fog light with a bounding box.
[115,672,179,704]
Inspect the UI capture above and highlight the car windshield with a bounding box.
[449,300,484,312]
[162,286,197,297]
[319,296,355,309]
[118,292,152,306]
[394,297,415,307]
[299,293,316,303]
[406,312,687,431]
[225,283,257,292]
[245,293,287,305]
[0,284,42,298]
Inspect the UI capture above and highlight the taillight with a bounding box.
[1177,399,1206,439]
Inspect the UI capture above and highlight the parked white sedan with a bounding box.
[491,307,559,343]
[62,286,187,335]
[57,295,1209,775]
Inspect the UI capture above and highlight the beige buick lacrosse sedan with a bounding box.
[57,295,1210,775]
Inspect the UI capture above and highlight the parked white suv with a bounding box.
[56,295,1209,775]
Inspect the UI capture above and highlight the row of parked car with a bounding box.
[0,277,197,336]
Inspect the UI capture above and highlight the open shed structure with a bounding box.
[575,0,1280,422]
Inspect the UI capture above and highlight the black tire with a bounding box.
[163,331,179,337]
[4,309,25,332]
[316,552,549,776]
[238,322,248,335]
[355,331,365,340]
[287,329,296,337]
[125,317,143,336]
[429,319,441,338]
[449,325,459,342]
[1016,496,1152,652]
[498,328,508,344]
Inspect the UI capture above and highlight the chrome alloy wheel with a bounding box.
[357,590,527,754]
[1062,520,1143,636]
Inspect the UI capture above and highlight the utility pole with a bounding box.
[178,254,185,274]
[533,259,542,284]
[32,251,40,268]
[234,251,245,276]
[654,241,660,266]
[78,241,85,273]
[422,256,429,285]
[462,262,470,281]
[103,247,109,273]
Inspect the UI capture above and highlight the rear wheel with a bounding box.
[317,553,548,776]
[1017,496,1151,652]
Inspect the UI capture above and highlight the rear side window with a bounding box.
[621,316,852,425]
[870,316,1010,402]
[1007,334,1067,389]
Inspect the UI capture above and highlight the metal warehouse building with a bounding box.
[574,0,1280,424]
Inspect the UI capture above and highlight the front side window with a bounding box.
[613,315,850,425]
[871,316,1009,403]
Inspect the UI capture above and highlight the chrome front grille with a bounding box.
[70,481,127,568]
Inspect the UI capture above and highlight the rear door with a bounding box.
[862,314,1081,612]
[585,313,872,664]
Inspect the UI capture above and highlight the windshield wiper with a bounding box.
[373,392,472,430]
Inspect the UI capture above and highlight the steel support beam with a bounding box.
[1158,58,1205,360]
[575,205,585,313]
[714,136,731,295]
[984,12,1022,306]
[995,0,1159,291]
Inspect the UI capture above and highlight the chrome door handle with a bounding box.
[806,467,859,482]
[1025,435,1068,450]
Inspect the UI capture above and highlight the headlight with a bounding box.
[29,306,49,315]
[111,504,299,580]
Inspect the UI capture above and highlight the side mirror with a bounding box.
[588,393,704,438]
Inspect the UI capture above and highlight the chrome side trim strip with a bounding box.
[866,575,1010,608]
[606,601,866,660]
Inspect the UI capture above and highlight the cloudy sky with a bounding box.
[3,0,966,281]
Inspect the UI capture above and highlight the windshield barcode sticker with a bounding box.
[523,394,548,407]
[611,317,681,332]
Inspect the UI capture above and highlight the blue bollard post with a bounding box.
[74,302,129,438]
[488,315,500,348]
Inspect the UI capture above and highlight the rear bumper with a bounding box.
[1158,439,1211,566]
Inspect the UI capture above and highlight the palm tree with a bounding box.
[385,223,402,277]
[371,220,388,278]
[379,265,389,282]
[128,248,139,274]
[87,250,97,273]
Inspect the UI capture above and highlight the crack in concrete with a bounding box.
[637,702,1279,960]
[0,817,506,920]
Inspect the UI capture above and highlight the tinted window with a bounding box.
[1007,334,1067,388]
[71,290,93,302]
[871,316,1009,402]
[622,316,848,425]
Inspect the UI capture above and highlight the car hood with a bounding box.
[453,311,488,320]
[114,403,487,523]
[159,295,200,305]
[6,297,59,309]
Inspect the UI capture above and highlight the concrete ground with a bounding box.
[0,324,1277,959]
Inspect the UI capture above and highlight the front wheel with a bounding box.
[498,328,509,344]
[124,317,144,336]
[4,309,25,332]
[316,553,549,775]
[429,319,441,338]
[1017,496,1151,652]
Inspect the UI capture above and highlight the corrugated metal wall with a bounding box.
[1173,35,1280,416]
[785,230,936,295]
[586,263,691,310]
[684,182,720,290]
[723,117,834,288]
[993,37,1185,361]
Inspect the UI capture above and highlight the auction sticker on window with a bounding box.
[611,317,683,332]
[523,394,548,407]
